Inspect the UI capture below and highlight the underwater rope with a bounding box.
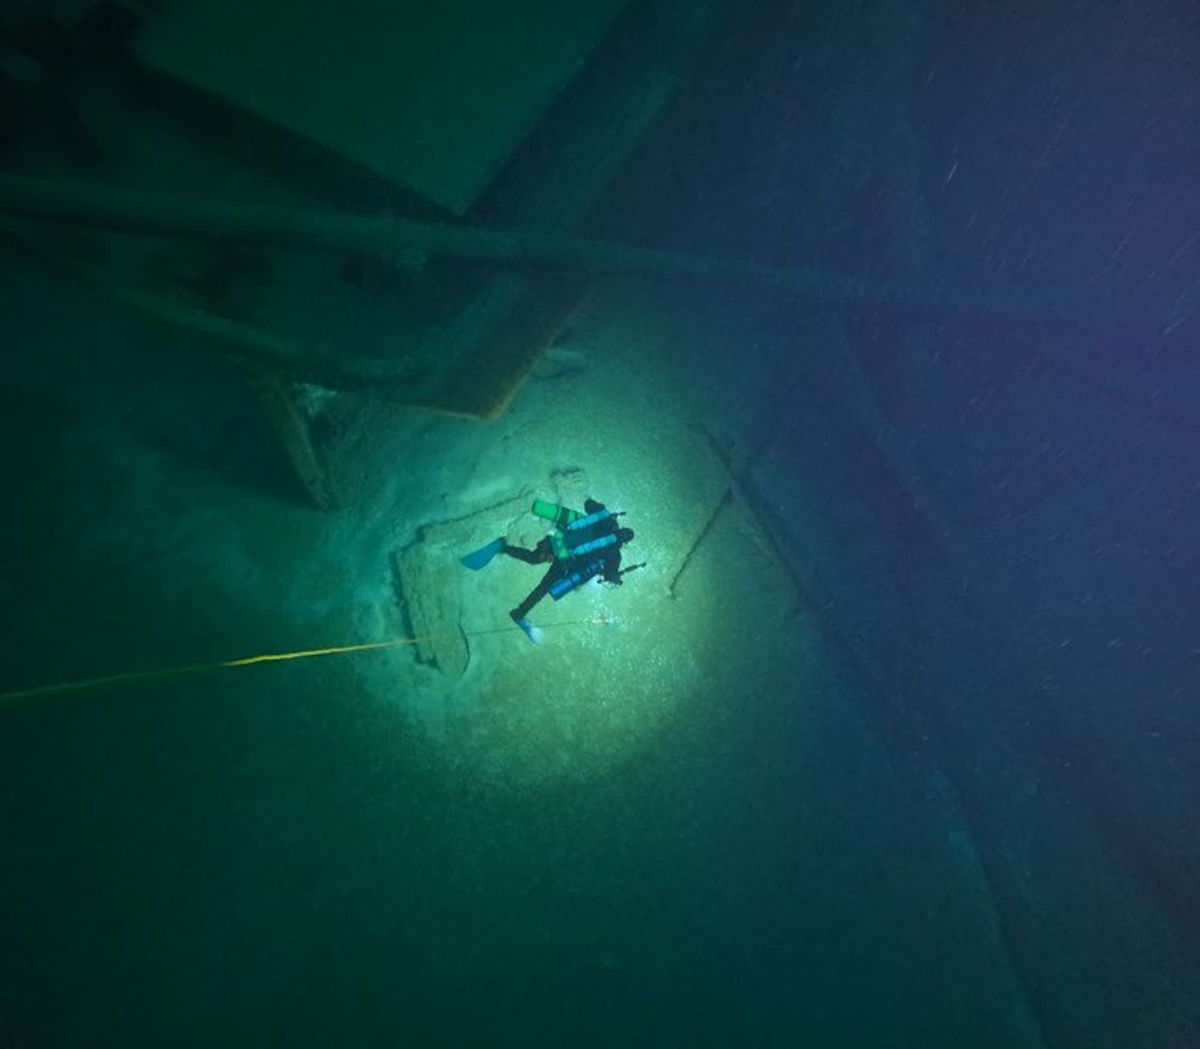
[0,617,615,707]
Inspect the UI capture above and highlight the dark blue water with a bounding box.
[2,2,1198,1046]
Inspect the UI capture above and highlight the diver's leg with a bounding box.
[502,536,554,565]
[510,564,565,621]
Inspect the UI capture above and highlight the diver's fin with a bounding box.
[513,617,544,645]
[460,538,505,570]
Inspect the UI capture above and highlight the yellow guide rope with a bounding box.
[0,616,613,708]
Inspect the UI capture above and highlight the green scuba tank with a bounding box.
[550,533,571,560]
[531,499,582,529]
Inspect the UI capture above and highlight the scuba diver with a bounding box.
[460,497,638,644]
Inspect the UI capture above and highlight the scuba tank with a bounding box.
[566,507,622,531]
[530,498,582,529]
[550,529,619,560]
[550,558,607,600]
[552,557,648,599]
[569,532,620,557]
[533,498,623,560]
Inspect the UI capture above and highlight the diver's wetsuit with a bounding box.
[504,501,623,621]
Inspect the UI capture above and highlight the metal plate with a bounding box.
[136,0,628,214]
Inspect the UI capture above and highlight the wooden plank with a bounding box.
[241,364,337,510]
